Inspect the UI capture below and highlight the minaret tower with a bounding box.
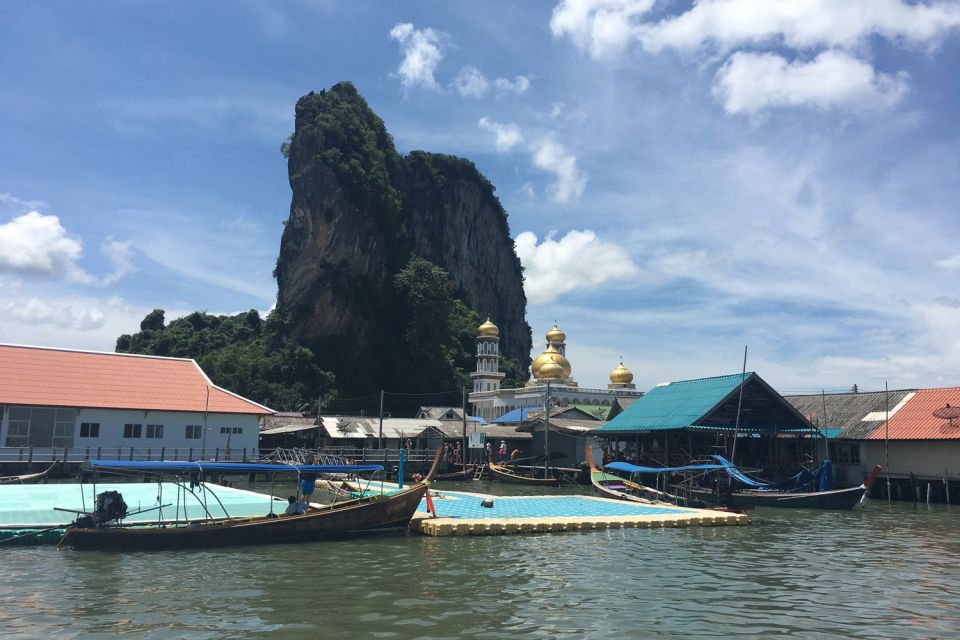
[472,317,506,393]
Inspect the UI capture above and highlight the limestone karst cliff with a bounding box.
[274,82,531,393]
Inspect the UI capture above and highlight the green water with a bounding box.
[2,483,959,639]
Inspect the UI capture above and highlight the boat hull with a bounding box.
[682,485,867,510]
[487,463,559,487]
[60,483,428,551]
[433,465,476,481]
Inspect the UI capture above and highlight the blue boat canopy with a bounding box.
[85,460,384,474]
[605,461,726,474]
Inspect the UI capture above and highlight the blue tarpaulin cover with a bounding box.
[605,461,726,474]
[86,460,383,474]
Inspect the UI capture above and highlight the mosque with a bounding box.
[468,318,644,422]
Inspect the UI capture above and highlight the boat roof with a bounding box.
[85,460,383,474]
[605,461,726,474]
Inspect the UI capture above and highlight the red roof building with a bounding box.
[0,344,272,414]
[868,388,960,440]
[0,344,272,455]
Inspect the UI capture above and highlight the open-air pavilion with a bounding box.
[594,372,819,477]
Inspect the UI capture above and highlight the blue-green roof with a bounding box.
[598,373,751,433]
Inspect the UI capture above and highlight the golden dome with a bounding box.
[538,360,565,380]
[531,343,572,381]
[545,323,566,344]
[477,317,499,338]
[610,361,634,385]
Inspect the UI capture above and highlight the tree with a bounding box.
[140,309,165,331]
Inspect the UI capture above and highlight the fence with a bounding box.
[0,446,253,464]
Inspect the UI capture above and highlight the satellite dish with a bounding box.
[932,404,960,420]
[934,404,960,433]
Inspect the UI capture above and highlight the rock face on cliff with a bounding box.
[275,82,531,393]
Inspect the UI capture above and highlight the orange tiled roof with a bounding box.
[0,344,272,414]
[868,387,960,440]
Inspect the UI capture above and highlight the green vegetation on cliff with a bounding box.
[116,310,335,412]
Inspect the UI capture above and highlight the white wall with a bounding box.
[1,405,260,456]
[863,440,960,480]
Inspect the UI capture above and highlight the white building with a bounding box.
[468,321,643,422]
[0,344,273,460]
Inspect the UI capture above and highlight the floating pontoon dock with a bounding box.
[410,489,747,536]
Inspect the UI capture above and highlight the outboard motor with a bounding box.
[88,490,128,527]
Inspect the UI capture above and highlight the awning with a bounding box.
[85,460,383,474]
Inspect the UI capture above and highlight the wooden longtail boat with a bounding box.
[58,452,441,551]
[679,465,882,511]
[0,462,56,485]
[433,464,476,481]
[585,448,658,503]
[486,460,559,487]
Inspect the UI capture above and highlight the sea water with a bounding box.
[1,483,958,639]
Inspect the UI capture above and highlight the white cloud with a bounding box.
[0,211,90,282]
[550,0,960,114]
[515,230,639,303]
[0,211,135,286]
[478,117,524,152]
[99,237,135,285]
[636,0,960,53]
[492,75,531,94]
[713,50,909,114]
[550,0,656,59]
[530,136,587,203]
[453,66,490,98]
[453,67,531,98]
[936,254,960,270]
[0,297,106,331]
[389,23,447,91]
[0,191,48,212]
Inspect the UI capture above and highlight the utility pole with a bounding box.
[378,389,385,450]
[729,346,748,464]
[885,381,891,504]
[544,381,551,479]
[461,387,467,468]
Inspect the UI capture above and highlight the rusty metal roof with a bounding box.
[868,387,960,440]
[784,389,915,440]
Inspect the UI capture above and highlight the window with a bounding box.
[123,423,142,438]
[4,406,76,447]
[220,427,229,434]
[232,427,242,434]
[185,425,202,440]
[79,422,100,438]
[146,424,164,439]
[830,444,861,465]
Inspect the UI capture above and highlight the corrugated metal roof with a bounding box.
[0,343,272,414]
[784,389,915,440]
[496,407,536,423]
[868,387,960,440]
[517,418,604,434]
[597,373,751,433]
[321,417,441,440]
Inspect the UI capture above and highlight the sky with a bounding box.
[1,0,959,394]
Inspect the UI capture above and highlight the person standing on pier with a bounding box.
[498,440,507,462]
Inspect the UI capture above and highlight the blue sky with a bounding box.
[2,1,959,393]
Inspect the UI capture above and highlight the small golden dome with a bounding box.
[610,361,634,385]
[477,317,499,338]
[538,360,564,380]
[531,343,572,381]
[545,323,566,344]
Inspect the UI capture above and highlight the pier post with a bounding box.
[160,447,165,461]
[215,447,220,462]
[85,447,90,461]
[927,483,932,505]
[946,471,951,505]
[96,446,101,460]
[63,446,69,463]
[243,448,248,462]
[28,447,33,464]
[18,448,23,462]
[189,447,193,462]
[147,447,152,461]
[129,447,134,461]
[911,472,917,506]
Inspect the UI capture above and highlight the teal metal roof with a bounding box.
[596,373,752,433]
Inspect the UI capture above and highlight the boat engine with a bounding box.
[75,490,129,528]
